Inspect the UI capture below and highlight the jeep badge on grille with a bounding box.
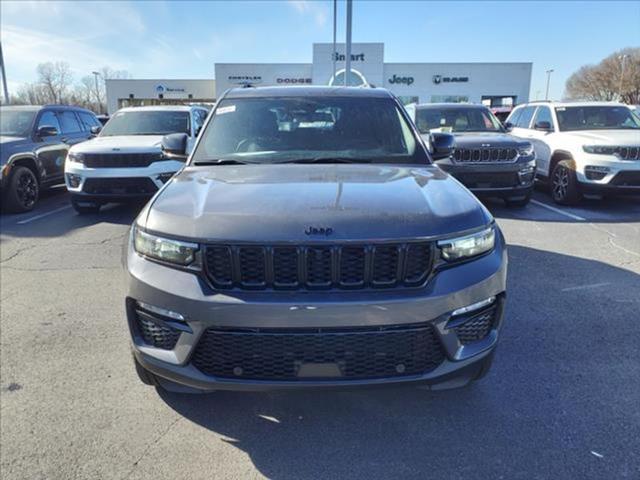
[305,226,333,236]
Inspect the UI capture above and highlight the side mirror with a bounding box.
[430,132,455,161]
[503,122,514,132]
[194,125,203,137]
[90,125,102,135]
[162,133,189,160]
[36,125,59,138]
[534,121,552,132]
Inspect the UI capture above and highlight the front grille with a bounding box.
[135,311,181,350]
[453,172,520,189]
[191,324,446,381]
[614,146,640,161]
[452,304,498,345]
[610,171,640,187]
[82,177,158,195]
[204,242,433,291]
[83,152,164,168]
[453,147,518,163]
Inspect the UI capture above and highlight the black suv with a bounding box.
[0,105,101,212]
[407,103,536,207]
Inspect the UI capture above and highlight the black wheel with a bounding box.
[4,166,39,213]
[133,355,158,386]
[504,192,532,208]
[551,160,582,205]
[70,195,101,214]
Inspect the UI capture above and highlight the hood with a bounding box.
[560,130,640,145]
[70,135,165,154]
[143,164,492,242]
[452,132,529,148]
[0,136,30,163]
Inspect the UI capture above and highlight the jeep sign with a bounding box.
[388,75,414,86]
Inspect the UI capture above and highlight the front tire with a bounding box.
[551,160,582,205]
[70,195,101,214]
[4,166,39,213]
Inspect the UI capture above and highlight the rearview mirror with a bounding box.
[90,125,102,135]
[36,125,59,138]
[162,133,189,160]
[430,132,455,161]
[534,121,552,132]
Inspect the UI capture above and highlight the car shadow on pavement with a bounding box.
[157,246,640,479]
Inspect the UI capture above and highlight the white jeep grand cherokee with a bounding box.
[506,101,640,204]
[64,105,209,213]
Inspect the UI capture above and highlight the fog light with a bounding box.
[585,165,610,181]
[451,296,496,317]
[518,166,535,185]
[66,173,82,188]
[156,172,176,184]
[136,301,185,321]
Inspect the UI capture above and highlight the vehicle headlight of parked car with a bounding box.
[67,151,86,164]
[437,226,495,261]
[133,227,199,266]
[517,143,535,157]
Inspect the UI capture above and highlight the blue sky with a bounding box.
[1,0,639,99]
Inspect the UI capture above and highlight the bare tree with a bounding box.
[565,47,640,104]
[36,61,73,104]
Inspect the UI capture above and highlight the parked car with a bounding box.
[0,105,101,212]
[406,103,536,206]
[125,86,507,393]
[506,101,640,204]
[64,105,209,213]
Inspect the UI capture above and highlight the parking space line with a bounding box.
[16,205,72,225]
[561,282,610,292]
[530,199,586,222]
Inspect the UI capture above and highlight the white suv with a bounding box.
[65,105,209,213]
[506,101,640,204]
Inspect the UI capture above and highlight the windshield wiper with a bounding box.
[193,159,259,166]
[275,157,372,164]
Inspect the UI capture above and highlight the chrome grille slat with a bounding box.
[204,242,433,291]
[613,146,640,160]
[453,147,518,163]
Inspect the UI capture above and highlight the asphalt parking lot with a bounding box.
[1,187,639,480]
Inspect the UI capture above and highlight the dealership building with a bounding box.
[105,43,532,114]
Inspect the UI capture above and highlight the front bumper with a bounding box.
[125,230,508,391]
[436,157,535,198]
[575,154,640,195]
[64,159,184,202]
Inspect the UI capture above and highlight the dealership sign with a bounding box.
[228,75,263,84]
[276,77,312,84]
[388,74,414,86]
[155,84,186,94]
[432,75,469,84]
[332,52,365,62]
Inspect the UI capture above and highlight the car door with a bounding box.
[526,106,555,176]
[33,109,68,184]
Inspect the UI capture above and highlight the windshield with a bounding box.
[0,109,36,137]
[100,111,190,136]
[415,107,503,133]
[190,96,426,164]
[555,106,640,131]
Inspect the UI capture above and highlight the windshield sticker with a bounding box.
[556,107,566,111]
[217,105,236,115]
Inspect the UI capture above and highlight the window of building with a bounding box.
[430,95,469,103]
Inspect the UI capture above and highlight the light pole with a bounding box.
[345,0,352,86]
[0,41,10,104]
[332,0,337,82]
[92,71,101,114]
[618,54,628,101]
[545,69,554,100]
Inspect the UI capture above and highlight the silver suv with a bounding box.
[125,87,507,393]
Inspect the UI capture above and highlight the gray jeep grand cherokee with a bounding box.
[125,87,507,393]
